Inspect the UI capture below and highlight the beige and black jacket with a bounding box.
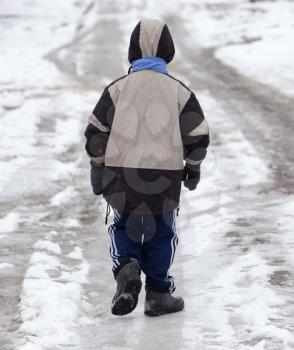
[85,19,210,214]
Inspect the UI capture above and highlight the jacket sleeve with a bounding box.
[179,87,210,167]
[84,87,115,165]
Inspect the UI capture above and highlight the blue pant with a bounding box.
[108,208,178,293]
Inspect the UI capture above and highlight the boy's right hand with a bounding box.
[90,162,104,195]
[182,164,200,191]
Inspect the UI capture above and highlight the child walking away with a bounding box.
[84,19,210,316]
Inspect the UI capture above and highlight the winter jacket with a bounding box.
[84,18,210,215]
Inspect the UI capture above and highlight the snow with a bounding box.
[0,90,95,199]
[18,237,91,350]
[215,34,294,96]
[0,212,20,233]
[0,0,84,91]
[178,92,293,349]
[0,1,96,347]
[33,240,62,255]
[277,198,294,228]
[45,230,59,239]
[276,197,294,267]
[109,0,294,95]
[50,161,77,182]
[53,118,82,154]
[58,259,90,285]
[1,0,293,349]
[200,92,270,187]
[208,251,285,336]
[29,252,61,271]
[181,0,294,96]
[50,186,78,206]
[64,218,81,229]
[102,0,294,97]
[0,0,97,197]
[0,263,14,270]
[67,247,83,260]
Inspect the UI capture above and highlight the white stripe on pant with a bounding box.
[168,211,178,293]
[108,224,121,270]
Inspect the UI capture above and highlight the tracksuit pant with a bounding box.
[108,208,178,293]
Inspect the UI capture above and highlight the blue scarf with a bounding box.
[131,56,168,74]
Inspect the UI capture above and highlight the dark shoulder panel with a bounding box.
[93,74,129,127]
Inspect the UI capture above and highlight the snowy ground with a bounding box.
[181,0,294,97]
[0,0,294,349]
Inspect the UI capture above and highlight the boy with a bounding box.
[84,19,209,316]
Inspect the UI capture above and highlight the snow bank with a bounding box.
[0,0,92,91]
[0,0,98,197]
[17,239,91,350]
[182,0,294,96]
[178,93,293,348]
[208,251,290,345]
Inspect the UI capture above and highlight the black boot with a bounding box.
[111,259,142,316]
[144,286,184,317]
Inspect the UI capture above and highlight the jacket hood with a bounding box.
[128,19,175,64]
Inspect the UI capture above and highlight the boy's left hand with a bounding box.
[182,164,200,191]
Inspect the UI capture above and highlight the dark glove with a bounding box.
[90,162,104,195]
[182,164,200,191]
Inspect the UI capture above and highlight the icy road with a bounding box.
[0,0,294,349]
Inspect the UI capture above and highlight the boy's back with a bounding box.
[85,20,209,214]
[105,70,183,170]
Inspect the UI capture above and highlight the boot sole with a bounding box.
[111,279,142,316]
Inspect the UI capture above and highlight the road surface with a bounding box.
[0,1,293,349]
